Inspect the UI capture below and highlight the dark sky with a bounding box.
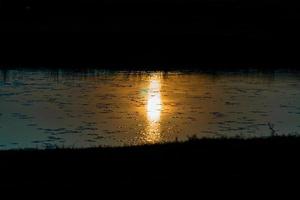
[0,0,298,34]
[0,0,299,67]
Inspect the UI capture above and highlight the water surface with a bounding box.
[0,69,300,149]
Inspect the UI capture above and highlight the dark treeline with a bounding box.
[0,0,299,68]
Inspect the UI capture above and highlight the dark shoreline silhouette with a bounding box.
[1,136,300,189]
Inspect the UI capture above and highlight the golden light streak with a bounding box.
[144,75,162,143]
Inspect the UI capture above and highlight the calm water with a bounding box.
[0,69,300,149]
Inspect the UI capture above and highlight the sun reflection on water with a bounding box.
[147,79,162,122]
[144,75,162,143]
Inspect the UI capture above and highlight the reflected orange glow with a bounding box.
[147,79,162,122]
[144,75,162,143]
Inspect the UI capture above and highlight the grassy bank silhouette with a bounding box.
[1,135,300,187]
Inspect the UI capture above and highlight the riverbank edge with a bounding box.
[1,135,300,188]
